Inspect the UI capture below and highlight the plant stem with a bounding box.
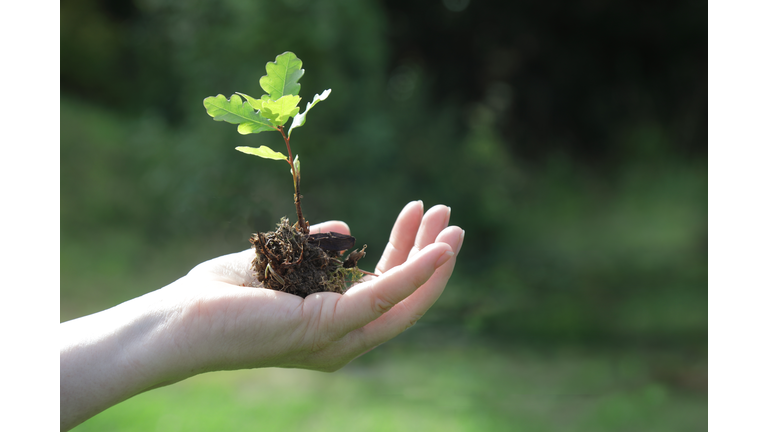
[278,126,309,234]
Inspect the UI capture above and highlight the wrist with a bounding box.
[60,290,192,429]
[118,287,203,385]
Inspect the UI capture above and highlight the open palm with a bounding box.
[173,201,464,373]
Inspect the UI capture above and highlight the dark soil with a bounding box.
[249,218,366,297]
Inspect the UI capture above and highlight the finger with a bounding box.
[408,204,451,261]
[375,200,424,274]
[333,242,454,336]
[339,226,464,355]
[310,220,350,236]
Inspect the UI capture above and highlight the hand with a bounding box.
[60,201,464,430]
[175,200,464,372]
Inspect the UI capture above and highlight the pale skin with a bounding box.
[60,201,464,430]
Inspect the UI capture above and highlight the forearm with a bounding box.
[59,290,191,430]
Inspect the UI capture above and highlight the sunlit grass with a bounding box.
[71,336,706,432]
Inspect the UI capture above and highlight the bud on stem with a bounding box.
[279,126,309,234]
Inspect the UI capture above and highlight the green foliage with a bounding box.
[288,89,331,137]
[203,52,330,165]
[260,95,301,126]
[236,92,269,112]
[203,51,332,233]
[259,51,303,101]
[235,145,287,161]
[202,94,275,135]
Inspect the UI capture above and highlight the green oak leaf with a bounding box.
[235,145,287,161]
[203,94,275,135]
[259,52,304,100]
[260,95,302,127]
[237,121,275,135]
[236,92,269,111]
[288,89,331,137]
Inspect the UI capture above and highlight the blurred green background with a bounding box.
[61,0,706,430]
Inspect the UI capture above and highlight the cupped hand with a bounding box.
[164,201,464,374]
[60,201,464,430]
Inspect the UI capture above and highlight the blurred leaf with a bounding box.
[259,51,304,101]
[288,89,331,137]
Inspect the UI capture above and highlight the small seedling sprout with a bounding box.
[203,52,331,234]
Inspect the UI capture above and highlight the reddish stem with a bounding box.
[278,126,308,234]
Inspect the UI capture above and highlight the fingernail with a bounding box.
[435,250,455,267]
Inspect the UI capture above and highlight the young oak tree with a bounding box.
[203,51,330,235]
[203,52,365,297]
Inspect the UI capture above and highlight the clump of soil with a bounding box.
[249,218,366,297]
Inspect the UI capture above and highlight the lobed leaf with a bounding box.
[288,89,331,137]
[259,52,304,101]
[260,95,302,127]
[203,94,275,134]
[237,121,275,135]
[235,145,287,161]
[236,92,269,111]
